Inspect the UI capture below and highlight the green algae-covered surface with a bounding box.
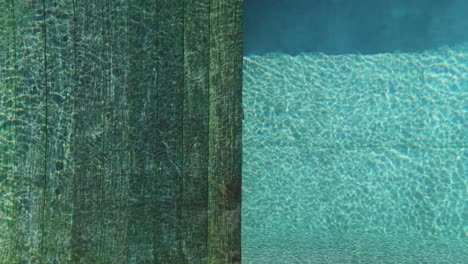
[243,45,467,263]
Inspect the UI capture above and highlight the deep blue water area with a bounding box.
[244,0,468,55]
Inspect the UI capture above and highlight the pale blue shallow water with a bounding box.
[242,46,467,263]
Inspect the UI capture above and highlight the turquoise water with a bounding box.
[242,45,467,263]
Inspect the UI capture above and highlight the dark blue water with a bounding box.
[244,0,468,55]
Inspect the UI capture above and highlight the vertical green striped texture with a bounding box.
[0,0,242,263]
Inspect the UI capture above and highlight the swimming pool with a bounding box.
[242,46,467,263]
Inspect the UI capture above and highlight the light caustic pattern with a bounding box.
[242,45,467,263]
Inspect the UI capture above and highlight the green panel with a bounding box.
[153,0,185,263]
[41,1,74,262]
[182,0,210,262]
[96,1,132,262]
[0,1,47,263]
[207,0,243,263]
[126,0,158,262]
[69,1,112,262]
[0,0,243,263]
[0,1,20,262]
